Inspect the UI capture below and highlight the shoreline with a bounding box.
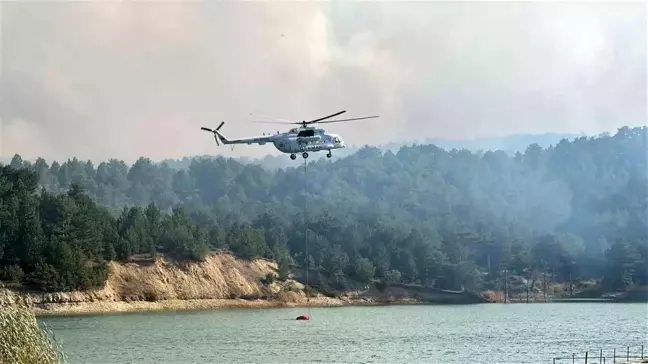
[29,296,424,317]
[13,294,639,318]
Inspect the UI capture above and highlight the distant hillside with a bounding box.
[1,132,584,171]
[159,131,583,171]
[2,126,645,301]
[422,132,583,153]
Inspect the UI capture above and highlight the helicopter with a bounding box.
[201,110,379,160]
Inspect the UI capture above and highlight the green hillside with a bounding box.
[1,126,645,294]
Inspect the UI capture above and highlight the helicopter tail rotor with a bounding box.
[201,121,226,146]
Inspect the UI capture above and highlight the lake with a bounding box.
[39,303,647,364]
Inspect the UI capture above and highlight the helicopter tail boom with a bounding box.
[213,129,230,145]
[201,122,274,146]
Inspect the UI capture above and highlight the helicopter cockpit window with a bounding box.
[297,129,315,137]
[334,137,341,143]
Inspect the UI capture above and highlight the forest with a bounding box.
[0,126,646,294]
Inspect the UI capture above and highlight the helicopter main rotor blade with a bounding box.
[316,115,380,124]
[304,110,346,124]
[248,120,294,125]
[222,111,373,127]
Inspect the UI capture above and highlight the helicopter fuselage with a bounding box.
[202,110,377,160]
[272,128,345,154]
[204,122,351,160]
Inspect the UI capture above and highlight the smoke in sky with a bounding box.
[0,1,645,163]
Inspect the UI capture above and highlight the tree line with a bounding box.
[1,126,646,293]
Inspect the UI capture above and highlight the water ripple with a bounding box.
[40,303,648,364]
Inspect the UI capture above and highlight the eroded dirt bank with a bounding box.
[1,252,636,315]
[0,253,426,316]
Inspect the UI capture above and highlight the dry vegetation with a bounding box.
[0,304,64,364]
[480,290,505,302]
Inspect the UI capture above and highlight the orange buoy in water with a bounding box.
[296,315,310,320]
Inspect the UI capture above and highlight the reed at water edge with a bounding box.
[0,303,65,364]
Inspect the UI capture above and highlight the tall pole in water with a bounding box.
[504,269,508,304]
[526,272,530,304]
[569,270,573,297]
[543,272,547,302]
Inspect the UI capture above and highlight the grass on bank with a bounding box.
[0,305,65,364]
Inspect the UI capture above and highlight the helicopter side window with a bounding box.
[297,130,315,137]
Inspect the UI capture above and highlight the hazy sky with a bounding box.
[1,1,645,164]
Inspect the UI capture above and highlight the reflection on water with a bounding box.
[40,303,648,364]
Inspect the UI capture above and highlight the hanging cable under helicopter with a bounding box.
[296,157,311,321]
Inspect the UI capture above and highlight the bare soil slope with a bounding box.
[0,252,489,315]
[0,252,346,315]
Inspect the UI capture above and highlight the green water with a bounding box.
[40,303,647,364]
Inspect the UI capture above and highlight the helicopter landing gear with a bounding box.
[326,151,332,158]
[290,154,297,160]
[302,152,309,159]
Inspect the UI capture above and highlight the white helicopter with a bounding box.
[201,110,379,160]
